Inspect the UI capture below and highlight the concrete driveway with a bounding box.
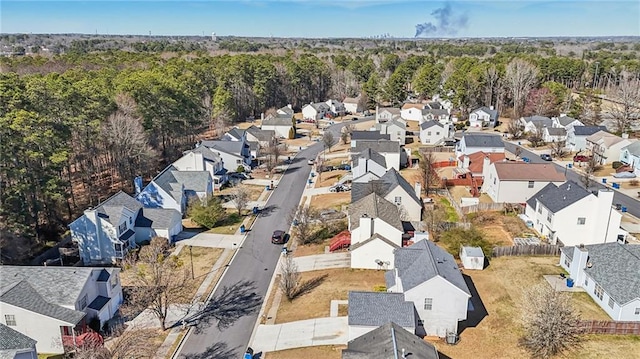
[251,317,348,352]
[289,252,350,273]
[174,232,245,249]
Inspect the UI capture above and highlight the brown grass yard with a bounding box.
[309,192,350,210]
[315,170,348,187]
[275,268,385,324]
[264,345,346,359]
[216,184,264,202]
[293,239,329,257]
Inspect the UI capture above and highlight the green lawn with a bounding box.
[439,197,459,222]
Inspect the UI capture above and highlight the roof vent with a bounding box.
[563,196,566,200]
[362,213,369,218]
[587,262,593,268]
[567,184,571,190]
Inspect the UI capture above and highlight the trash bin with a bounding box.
[566,278,574,287]
[252,206,259,215]
[311,172,315,177]
[602,178,607,184]
[240,224,246,233]
[613,183,620,189]
[622,206,628,213]
[568,163,573,169]
[265,185,270,191]
[293,219,299,226]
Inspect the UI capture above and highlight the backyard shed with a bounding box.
[460,246,485,270]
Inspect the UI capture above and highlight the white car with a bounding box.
[307,159,314,165]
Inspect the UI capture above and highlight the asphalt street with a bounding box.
[173,117,371,359]
[504,142,640,218]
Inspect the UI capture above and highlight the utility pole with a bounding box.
[189,245,194,279]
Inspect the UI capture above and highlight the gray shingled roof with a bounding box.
[278,105,294,115]
[188,146,222,163]
[0,281,85,325]
[581,243,640,304]
[573,126,608,136]
[556,116,580,126]
[150,165,211,203]
[422,108,449,117]
[378,107,401,115]
[523,115,553,127]
[351,131,390,141]
[246,125,275,142]
[384,271,396,289]
[420,120,443,130]
[226,128,246,140]
[462,133,504,148]
[388,239,471,296]
[349,193,403,232]
[426,101,443,110]
[622,141,640,156]
[87,295,110,311]
[200,139,247,156]
[135,208,182,229]
[348,292,415,327]
[93,191,142,227]
[342,322,439,359]
[474,106,499,121]
[262,114,293,126]
[351,168,421,206]
[353,140,400,154]
[526,181,591,213]
[0,323,36,352]
[308,102,330,111]
[357,148,387,168]
[546,127,567,136]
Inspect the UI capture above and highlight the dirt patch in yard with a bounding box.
[275,268,385,323]
[316,170,348,187]
[216,184,264,202]
[264,345,346,359]
[293,240,329,257]
[310,192,350,210]
[469,211,535,246]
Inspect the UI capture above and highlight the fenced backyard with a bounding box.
[461,202,509,214]
[578,320,640,335]
[492,244,561,257]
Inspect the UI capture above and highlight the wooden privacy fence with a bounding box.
[461,202,506,214]
[492,244,561,257]
[578,320,640,335]
[422,146,455,153]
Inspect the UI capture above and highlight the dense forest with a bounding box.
[1,37,639,262]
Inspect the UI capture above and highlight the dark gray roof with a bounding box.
[200,139,247,157]
[351,169,420,205]
[353,140,400,155]
[556,116,580,126]
[188,146,222,163]
[351,131,390,141]
[308,102,330,111]
[523,116,553,127]
[87,295,110,311]
[573,126,608,136]
[0,323,36,351]
[386,119,406,129]
[379,168,421,205]
[93,191,142,226]
[342,322,439,359]
[278,105,294,115]
[622,141,640,156]
[422,109,449,117]
[546,127,567,136]
[262,114,293,127]
[384,271,396,289]
[0,281,85,325]
[348,292,415,327]
[474,106,499,121]
[357,148,387,168]
[388,239,471,296]
[246,125,275,142]
[581,243,640,304]
[526,181,591,213]
[420,120,443,130]
[426,101,443,110]
[151,165,211,202]
[96,269,111,282]
[462,133,504,148]
[349,193,403,232]
[225,128,246,140]
[135,208,182,229]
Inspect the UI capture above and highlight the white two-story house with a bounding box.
[420,120,447,145]
[620,141,640,175]
[352,148,388,182]
[302,102,330,121]
[456,133,505,158]
[172,146,227,190]
[353,140,404,171]
[482,162,566,204]
[326,99,346,117]
[376,107,401,123]
[586,131,635,165]
[376,119,407,144]
[199,139,252,172]
[351,169,423,221]
[566,126,608,152]
[468,106,498,128]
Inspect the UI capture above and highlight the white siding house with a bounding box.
[525,181,624,246]
[261,114,294,139]
[386,240,471,338]
[482,162,566,204]
[376,107,401,123]
[586,131,636,165]
[518,116,553,134]
[543,127,567,143]
[137,165,212,214]
[620,141,640,175]
[420,120,447,145]
[377,119,407,144]
[343,95,363,114]
[468,106,498,128]
[560,243,640,321]
[302,102,330,121]
[455,133,505,158]
[351,148,387,179]
[353,140,403,170]
[326,99,346,116]
[172,147,227,190]
[199,139,252,171]
[566,126,607,152]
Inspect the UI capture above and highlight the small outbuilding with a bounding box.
[460,246,485,270]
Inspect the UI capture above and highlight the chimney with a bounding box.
[489,105,494,111]
[287,104,292,109]
[463,155,470,169]
[560,113,567,117]
[622,133,629,139]
[414,182,422,198]
[570,245,590,284]
[261,113,264,121]
[134,176,143,196]
[359,214,373,243]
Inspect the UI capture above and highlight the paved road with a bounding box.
[173,117,372,359]
[504,142,640,218]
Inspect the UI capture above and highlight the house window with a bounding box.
[564,258,571,267]
[594,284,604,300]
[110,275,119,289]
[394,196,402,204]
[79,294,88,309]
[4,315,16,326]
[436,132,440,135]
[635,308,640,315]
[537,205,542,214]
[608,297,615,309]
[424,298,433,310]
[493,178,496,185]
[584,277,589,286]
[528,181,534,188]
[236,159,242,164]
[547,212,553,222]
[118,222,127,233]
[427,131,432,136]
[577,217,586,225]
[129,217,132,225]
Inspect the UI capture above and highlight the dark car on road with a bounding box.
[573,155,591,162]
[540,154,552,161]
[271,230,286,244]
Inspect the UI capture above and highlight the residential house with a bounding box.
[326,99,346,117]
[302,102,330,121]
[469,106,499,128]
[456,133,505,158]
[482,162,566,204]
[401,106,449,123]
[172,146,227,190]
[376,119,407,144]
[422,109,451,124]
[386,239,471,338]
[276,104,294,116]
[221,127,260,160]
[347,292,416,340]
[525,181,623,246]
[560,243,640,321]
[376,107,401,123]
[586,131,635,165]
[137,164,212,214]
[343,95,364,114]
[199,139,252,171]
[261,114,295,139]
[245,125,275,148]
[342,321,439,359]
[420,120,447,145]
[351,168,423,221]
[518,115,553,133]
[351,148,388,181]
[353,140,404,170]
[0,266,123,354]
[620,141,640,175]
[350,131,390,148]
[457,152,506,179]
[543,127,567,143]
[0,324,37,359]
[70,191,182,264]
[554,115,583,130]
[566,126,607,152]
[348,193,403,270]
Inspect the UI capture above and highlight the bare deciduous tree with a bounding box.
[607,70,640,133]
[524,88,557,117]
[322,131,337,152]
[519,283,581,358]
[483,65,500,109]
[550,141,568,159]
[123,237,193,330]
[506,120,524,139]
[264,107,278,118]
[279,255,300,301]
[423,203,448,241]
[505,59,539,118]
[418,150,440,195]
[231,185,251,215]
[527,124,546,148]
[70,325,158,359]
[264,141,282,172]
[341,124,355,144]
[581,156,600,188]
[288,205,319,245]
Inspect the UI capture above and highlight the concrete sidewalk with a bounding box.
[174,232,245,250]
[288,252,350,273]
[252,317,348,352]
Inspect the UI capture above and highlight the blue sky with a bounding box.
[1,1,639,38]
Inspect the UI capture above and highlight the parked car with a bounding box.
[336,164,351,171]
[320,165,335,172]
[573,155,591,162]
[540,154,553,161]
[329,184,350,192]
[271,230,286,244]
[352,117,358,121]
[307,159,315,165]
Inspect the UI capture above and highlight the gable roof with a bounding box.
[0,323,36,352]
[200,139,247,156]
[135,208,182,229]
[277,105,294,115]
[378,107,401,115]
[262,113,293,127]
[90,191,142,227]
[421,108,449,117]
[225,128,246,140]
[348,292,415,328]
[304,102,330,112]
[426,101,443,110]
[586,131,627,147]
[351,131,390,141]
[556,115,580,126]
[526,181,591,213]
[353,140,400,155]
[522,115,553,127]
[187,146,223,163]
[342,322,439,359]
[245,125,275,142]
[493,162,565,182]
[545,127,567,136]
[349,193,403,232]
[462,133,504,148]
[460,151,505,174]
[420,120,444,130]
[357,148,387,168]
[401,103,425,110]
[343,95,360,104]
[573,126,608,136]
[151,165,211,203]
[378,168,421,204]
[473,106,499,121]
[388,239,471,296]
[622,141,640,156]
